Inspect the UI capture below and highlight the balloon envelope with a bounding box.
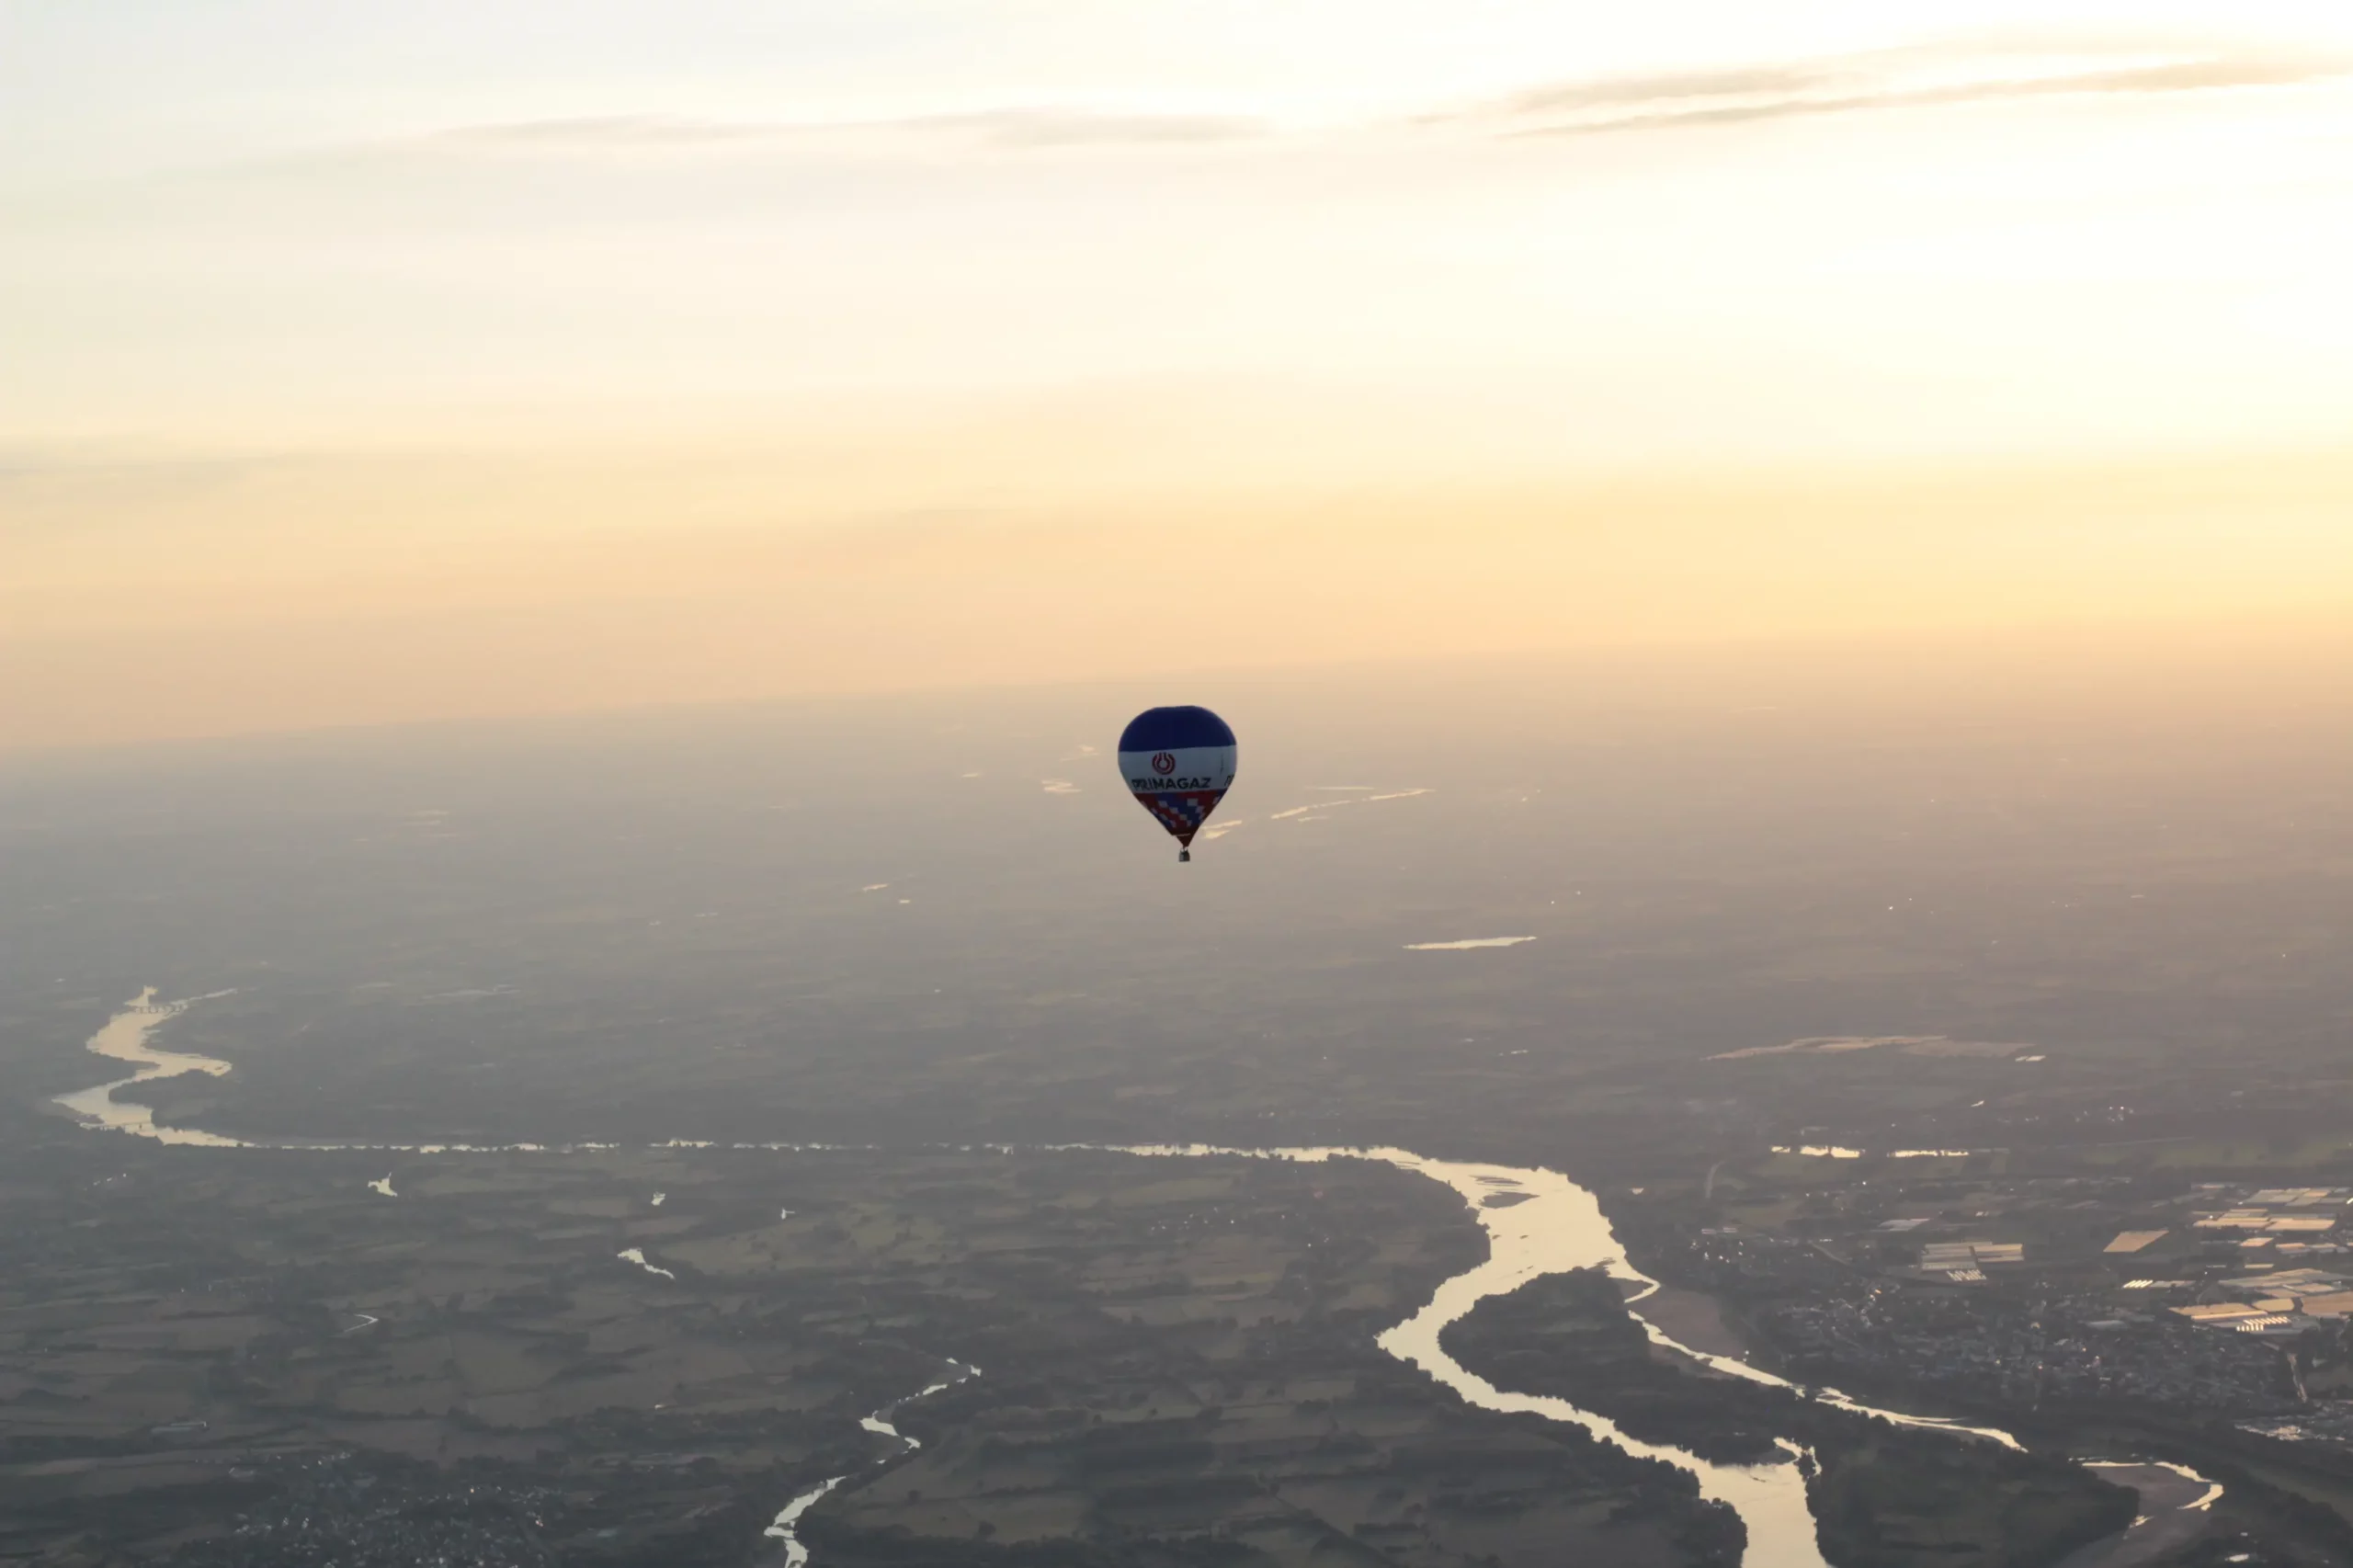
[1117,706,1237,852]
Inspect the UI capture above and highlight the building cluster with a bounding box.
[2183,1185,2353,1259]
[1917,1239,2025,1282]
[2173,1268,2353,1336]
[1646,1173,2353,1423]
[1756,1286,2303,1413]
[171,1454,566,1568]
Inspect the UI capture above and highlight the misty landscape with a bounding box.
[14,1,2353,1563]
[8,652,2353,1566]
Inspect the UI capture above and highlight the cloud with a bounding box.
[425,116,766,153]
[388,40,2339,166]
[1404,937,1538,950]
[1495,66,1836,119]
[919,108,1267,147]
[421,107,1267,159]
[1461,43,2347,140]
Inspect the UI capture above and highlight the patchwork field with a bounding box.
[0,1122,1738,1566]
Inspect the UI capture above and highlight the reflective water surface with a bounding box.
[61,994,2201,1567]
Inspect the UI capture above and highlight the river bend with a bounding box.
[56,991,2208,1567]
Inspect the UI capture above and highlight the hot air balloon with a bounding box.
[1117,706,1236,862]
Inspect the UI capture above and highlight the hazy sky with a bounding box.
[8,2,2353,747]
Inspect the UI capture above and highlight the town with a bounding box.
[1621,1159,2353,1445]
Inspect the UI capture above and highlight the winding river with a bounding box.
[765,1359,983,1567]
[54,991,2212,1567]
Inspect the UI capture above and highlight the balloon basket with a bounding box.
[1177,849,1191,863]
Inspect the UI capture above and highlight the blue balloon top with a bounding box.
[1120,705,1235,752]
